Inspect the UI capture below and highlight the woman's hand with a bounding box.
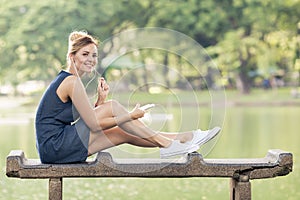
[95,77,110,106]
[130,104,146,120]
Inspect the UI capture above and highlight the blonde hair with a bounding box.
[66,31,99,65]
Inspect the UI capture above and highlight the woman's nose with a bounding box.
[87,55,93,61]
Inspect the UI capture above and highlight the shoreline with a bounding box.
[1,89,299,109]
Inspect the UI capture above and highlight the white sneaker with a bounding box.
[160,140,199,158]
[192,126,221,146]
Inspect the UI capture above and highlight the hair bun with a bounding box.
[66,30,99,63]
[69,31,88,42]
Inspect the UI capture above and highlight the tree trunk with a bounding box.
[237,51,251,94]
[237,69,251,94]
[163,53,170,88]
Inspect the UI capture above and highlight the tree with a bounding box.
[207,0,300,93]
[0,0,123,84]
[0,0,299,95]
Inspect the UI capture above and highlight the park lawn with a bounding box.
[14,87,299,108]
[111,87,299,106]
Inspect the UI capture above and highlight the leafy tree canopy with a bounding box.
[0,0,299,93]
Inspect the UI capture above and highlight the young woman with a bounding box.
[35,31,220,164]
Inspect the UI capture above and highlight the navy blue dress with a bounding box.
[35,71,90,163]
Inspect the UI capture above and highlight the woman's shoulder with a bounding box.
[60,74,78,89]
[58,70,76,82]
[56,72,79,98]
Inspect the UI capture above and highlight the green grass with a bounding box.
[12,87,299,107]
[224,88,298,103]
[110,87,300,107]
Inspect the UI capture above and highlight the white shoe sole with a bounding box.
[160,145,199,158]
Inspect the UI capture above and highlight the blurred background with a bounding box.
[0,0,299,199]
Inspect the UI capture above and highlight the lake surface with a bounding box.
[0,99,299,199]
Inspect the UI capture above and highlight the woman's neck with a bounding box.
[66,65,83,77]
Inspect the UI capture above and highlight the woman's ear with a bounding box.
[68,54,75,64]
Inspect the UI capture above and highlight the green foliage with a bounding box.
[0,0,299,93]
[0,0,122,83]
[206,0,300,92]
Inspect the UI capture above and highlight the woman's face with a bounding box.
[72,43,98,75]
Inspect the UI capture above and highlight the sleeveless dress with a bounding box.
[35,71,90,163]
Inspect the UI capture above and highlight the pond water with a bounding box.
[0,100,299,199]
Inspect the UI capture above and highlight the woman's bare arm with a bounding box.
[66,76,142,132]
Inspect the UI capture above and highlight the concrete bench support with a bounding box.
[6,149,292,200]
[230,176,251,200]
[49,178,62,200]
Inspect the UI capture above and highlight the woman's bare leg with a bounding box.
[88,100,197,155]
[160,132,193,142]
[120,119,194,143]
[94,100,173,147]
[88,126,158,155]
[88,126,195,155]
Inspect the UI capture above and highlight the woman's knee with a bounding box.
[100,99,122,109]
[95,100,120,112]
[109,100,127,113]
[110,99,122,107]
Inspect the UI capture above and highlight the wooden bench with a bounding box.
[6,149,293,200]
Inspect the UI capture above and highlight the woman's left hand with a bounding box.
[95,77,110,106]
[130,104,146,119]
